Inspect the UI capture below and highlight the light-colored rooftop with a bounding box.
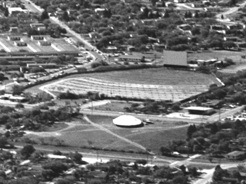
[113,115,142,127]
[184,106,213,111]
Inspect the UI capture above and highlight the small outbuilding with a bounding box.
[226,151,245,160]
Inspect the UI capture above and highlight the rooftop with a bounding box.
[184,106,214,111]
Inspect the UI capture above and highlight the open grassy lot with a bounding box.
[92,101,132,112]
[23,115,188,153]
[39,68,220,102]
[88,115,188,153]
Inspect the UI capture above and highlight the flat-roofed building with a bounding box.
[27,63,57,69]
[8,36,22,41]
[0,36,80,61]
[31,35,45,40]
[184,106,215,115]
[30,23,46,31]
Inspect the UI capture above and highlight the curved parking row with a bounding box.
[43,77,211,102]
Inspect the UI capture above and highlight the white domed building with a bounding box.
[113,115,143,127]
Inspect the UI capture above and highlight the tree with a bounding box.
[189,167,199,177]
[172,175,188,184]
[230,0,237,6]
[62,11,70,22]
[0,73,6,81]
[0,137,8,148]
[70,151,83,163]
[30,67,45,73]
[55,178,74,184]
[187,125,197,139]
[163,11,169,18]
[4,8,9,17]
[151,0,158,6]
[20,144,36,159]
[42,161,67,178]
[15,103,24,109]
[171,103,181,111]
[8,176,39,184]
[12,85,24,95]
[41,10,49,21]
[212,165,229,182]
[210,123,218,134]
[223,41,237,50]
[160,146,172,156]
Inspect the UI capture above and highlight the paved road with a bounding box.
[81,108,204,123]
[216,0,246,22]
[192,163,238,184]
[50,16,109,64]
[22,0,105,63]
[207,105,244,122]
[13,144,224,167]
[80,105,244,124]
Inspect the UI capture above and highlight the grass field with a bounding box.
[92,101,132,112]
[87,115,188,153]
[39,68,220,102]
[24,115,188,153]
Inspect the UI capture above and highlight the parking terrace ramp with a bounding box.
[41,75,215,102]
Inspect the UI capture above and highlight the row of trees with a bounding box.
[0,143,201,184]
[161,119,246,156]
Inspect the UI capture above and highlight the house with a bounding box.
[8,36,22,41]
[27,63,57,69]
[226,151,245,160]
[30,23,46,31]
[153,43,166,51]
[223,37,241,42]
[106,46,117,53]
[178,24,192,31]
[195,58,218,66]
[14,42,27,47]
[210,25,226,34]
[31,35,45,41]
[95,8,106,14]
[218,0,231,6]
[9,27,18,33]
[8,7,27,15]
[227,23,245,30]
[162,50,188,67]
[118,55,147,63]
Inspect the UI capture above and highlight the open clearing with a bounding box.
[24,115,188,153]
[39,68,220,102]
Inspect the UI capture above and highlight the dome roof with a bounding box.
[113,115,142,127]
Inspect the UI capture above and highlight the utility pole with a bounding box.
[218,108,221,121]
[91,100,93,115]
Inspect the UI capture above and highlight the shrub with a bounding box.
[15,103,24,109]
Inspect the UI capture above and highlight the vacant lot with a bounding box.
[24,115,188,153]
[40,68,220,102]
[88,115,188,153]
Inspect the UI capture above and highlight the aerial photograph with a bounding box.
[1,0,246,183]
